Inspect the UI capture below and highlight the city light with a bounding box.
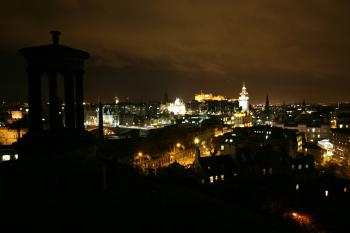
[3,19,350,232]
[194,137,200,145]
[2,155,11,161]
[287,211,311,225]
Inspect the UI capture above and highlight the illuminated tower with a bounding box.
[238,82,249,112]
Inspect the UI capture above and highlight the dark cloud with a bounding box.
[1,0,350,103]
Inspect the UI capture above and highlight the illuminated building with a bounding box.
[233,112,252,127]
[274,123,330,143]
[99,105,118,127]
[238,82,249,112]
[196,126,310,182]
[0,128,27,145]
[10,111,23,120]
[330,129,350,159]
[305,125,330,142]
[331,106,350,129]
[317,139,334,158]
[167,98,186,115]
[195,92,226,102]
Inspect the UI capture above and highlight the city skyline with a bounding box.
[1,0,350,103]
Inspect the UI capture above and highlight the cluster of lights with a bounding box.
[287,211,311,225]
[1,153,18,162]
[194,92,226,102]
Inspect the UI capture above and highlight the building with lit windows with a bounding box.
[274,123,330,143]
[232,112,253,128]
[330,129,350,159]
[194,126,310,184]
[331,109,350,129]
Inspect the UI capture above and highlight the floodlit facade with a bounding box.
[238,82,249,112]
[167,98,186,115]
[195,92,226,102]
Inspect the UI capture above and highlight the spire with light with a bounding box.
[238,82,249,112]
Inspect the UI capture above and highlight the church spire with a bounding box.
[265,95,270,113]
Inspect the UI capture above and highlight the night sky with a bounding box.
[1,0,350,104]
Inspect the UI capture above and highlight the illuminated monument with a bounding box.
[20,31,89,132]
[167,98,186,115]
[195,91,226,102]
[238,82,249,112]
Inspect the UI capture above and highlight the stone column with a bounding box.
[47,71,59,130]
[63,71,75,129]
[75,70,84,130]
[27,68,42,132]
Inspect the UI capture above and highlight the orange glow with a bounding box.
[287,211,311,225]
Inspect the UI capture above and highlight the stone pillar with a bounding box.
[63,71,75,129]
[75,70,84,130]
[27,68,42,132]
[47,71,59,130]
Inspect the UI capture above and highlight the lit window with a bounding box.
[221,145,225,151]
[229,139,233,143]
[298,164,302,170]
[210,176,214,183]
[305,163,309,168]
[233,173,237,177]
[296,184,300,190]
[325,190,329,197]
[292,165,295,170]
[262,168,266,175]
[14,154,18,160]
[221,175,224,181]
[344,187,347,193]
[215,175,218,181]
[2,155,11,161]
[201,179,205,184]
[317,134,320,138]
[269,168,273,174]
